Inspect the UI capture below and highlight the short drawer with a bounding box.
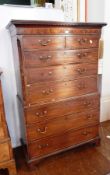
[26,109,99,142]
[22,36,65,50]
[24,63,97,84]
[28,125,99,159]
[0,140,12,162]
[0,123,8,140]
[23,49,98,68]
[66,35,99,49]
[25,76,97,105]
[24,93,100,124]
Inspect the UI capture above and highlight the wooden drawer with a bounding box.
[26,109,99,142]
[28,125,99,159]
[22,36,65,50]
[25,93,100,124]
[17,27,101,35]
[23,49,98,68]
[0,140,12,162]
[25,76,97,105]
[66,35,99,49]
[24,63,97,84]
[0,123,8,140]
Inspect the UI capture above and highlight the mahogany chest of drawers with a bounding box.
[0,72,17,174]
[7,20,106,166]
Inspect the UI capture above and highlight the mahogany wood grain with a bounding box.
[11,121,110,175]
[7,20,106,165]
[23,49,98,68]
[24,63,97,84]
[22,36,65,50]
[66,35,100,49]
[28,125,99,159]
[0,77,17,174]
[0,123,8,140]
[0,139,13,163]
[25,76,97,105]
[26,109,99,142]
[24,93,100,124]
[0,160,17,175]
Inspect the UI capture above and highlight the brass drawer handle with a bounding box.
[76,68,86,74]
[42,89,53,95]
[83,101,92,107]
[83,52,88,57]
[36,110,47,117]
[39,55,52,60]
[78,38,87,44]
[38,143,49,149]
[78,82,85,90]
[82,131,91,136]
[82,38,87,43]
[87,114,93,119]
[37,127,47,134]
[77,53,82,58]
[38,39,51,46]
[48,71,52,75]
[77,53,88,58]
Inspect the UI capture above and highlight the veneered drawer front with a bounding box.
[25,94,100,124]
[22,36,65,50]
[24,63,97,84]
[0,140,12,162]
[25,76,97,105]
[17,27,101,35]
[28,125,99,159]
[0,123,8,140]
[23,49,98,68]
[66,35,99,49]
[26,109,99,142]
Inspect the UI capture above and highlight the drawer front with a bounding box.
[66,35,99,49]
[23,49,98,68]
[17,27,101,35]
[25,94,100,124]
[25,76,97,105]
[28,125,99,159]
[0,124,8,139]
[0,141,12,162]
[26,109,99,142]
[22,36,65,50]
[24,63,97,84]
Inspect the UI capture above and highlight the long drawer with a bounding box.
[24,63,97,84]
[25,76,97,105]
[26,109,99,142]
[28,125,99,159]
[0,139,12,163]
[17,27,101,35]
[66,35,100,49]
[24,93,100,124]
[23,49,98,68]
[22,36,65,50]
